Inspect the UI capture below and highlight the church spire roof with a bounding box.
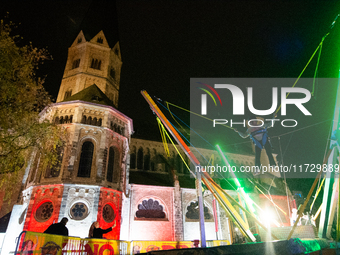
[62,84,115,107]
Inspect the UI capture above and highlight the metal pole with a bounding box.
[196,170,206,247]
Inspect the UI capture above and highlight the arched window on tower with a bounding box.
[77,141,94,178]
[130,147,136,169]
[90,59,101,70]
[64,90,72,100]
[87,116,92,125]
[72,59,80,69]
[92,117,97,126]
[137,147,143,170]
[107,147,115,182]
[82,115,87,124]
[144,149,150,170]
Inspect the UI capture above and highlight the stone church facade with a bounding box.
[1,30,286,254]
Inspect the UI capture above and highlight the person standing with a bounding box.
[235,115,277,171]
[88,220,116,239]
[44,217,69,236]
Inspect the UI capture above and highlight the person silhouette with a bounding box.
[235,115,277,172]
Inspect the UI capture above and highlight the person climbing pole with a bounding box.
[234,115,277,172]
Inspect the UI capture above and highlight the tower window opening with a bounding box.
[82,115,87,124]
[87,116,92,125]
[92,117,97,126]
[72,59,80,69]
[77,38,82,43]
[90,59,101,70]
[56,115,73,124]
[97,37,103,44]
[137,148,143,170]
[64,89,72,100]
[77,141,94,178]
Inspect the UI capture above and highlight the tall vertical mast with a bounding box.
[318,74,340,238]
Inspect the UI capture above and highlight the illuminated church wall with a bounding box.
[97,188,122,240]
[58,185,100,238]
[124,185,234,243]
[181,188,232,241]
[10,184,122,239]
[128,185,175,241]
[23,185,63,233]
[32,100,131,192]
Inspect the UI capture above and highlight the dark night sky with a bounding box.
[2,1,340,196]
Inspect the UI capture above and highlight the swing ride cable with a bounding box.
[157,96,335,217]
[158,97,332,145]
[157,99,247,193]
[312,37,323,97]
[310,121,334,212]
[154,51,335,218]
[156,99,226,176]
[143,91,258,242]
[158,118,191,173]
[279,136,292,220]
[157,116,170,157]
[165,101,190,136]
[158,97,285,187]
[156,99,245,189]
[274,33,329,115]
[164,101,234,130]
[157,105,291,228]
[157,96,332,169]
[156,98,216,150]
[157,98,287,214]
[157,114,239,192]
[275,13,340,115]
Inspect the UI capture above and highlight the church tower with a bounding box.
[56,30,122,108]
[1,31,133,245]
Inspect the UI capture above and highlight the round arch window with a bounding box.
[35,202,54,222]
[102,204,115,223]
[70,202,89,220]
